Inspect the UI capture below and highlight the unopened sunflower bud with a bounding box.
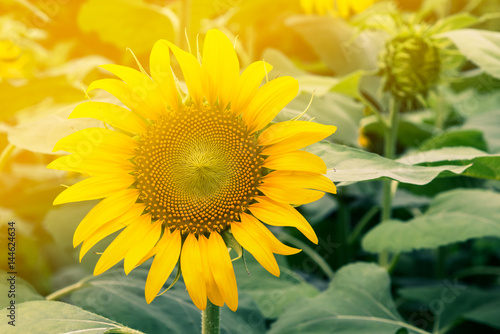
[380,32,441,101]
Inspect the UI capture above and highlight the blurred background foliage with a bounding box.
[1,0,500,333]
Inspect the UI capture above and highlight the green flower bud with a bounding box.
[380,30,441,101]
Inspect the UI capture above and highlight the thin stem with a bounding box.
[379,99,400,268]
[201,300,220,334]
[279,233,335,279]
[347,206,379,245]
[358,93,388,131]
[45,278,90,301]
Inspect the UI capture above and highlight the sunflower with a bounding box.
[48,29,337,311]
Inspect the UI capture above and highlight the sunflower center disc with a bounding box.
[135,105,262,235]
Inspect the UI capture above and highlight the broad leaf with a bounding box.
[309,142,470,185]
[287,93,363,147]
[0,271,43,309]
[233,254,319,319]
[269,262,430,334]
[418,129,487,152]
[0,300,143,334]
[443,29,500,79]
[286,15,383,76]
[263,48,339,97]
[463,109,500,153]
[431,13,480,34]
[399,147,500,180]
[400,285,500,331]
[7,102,104,154]
[77,0,175,57]
[362,189,500,253]
[69,267,266,334]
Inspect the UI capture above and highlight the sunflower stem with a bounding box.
[201,300,220,334]
[378,99,400,268]
[45,278,90,301]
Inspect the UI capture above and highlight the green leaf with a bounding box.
[69,267,266,334]
[463,109,500,153]
[285,15,383,76]
[77,0,175,57]
[263,48,341,97]
[443,29,500,79]
[399,285,500,331]
[269,262,430,334]
[399,147,500,180]
[287,93,363,147]
[362,189,500,253]
[233,254,319,319]
[309,142,470,185]
[0,271,43,309]
[330,71,364,99]
[418,129,487,152]
[431,13,480,34]
[361,114,435,148]
[43,201,97,251]
[7,102,104,154]
[0,300,143,334]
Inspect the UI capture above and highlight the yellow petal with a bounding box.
[150,39,179,110]
[79,204,145,261]
[336,0,350,17]
[145,229,182,304]
[73,189,140,247]
[258,183,324,205]
[166,42,204,107]
[93,214,151,275]
[231,61,273,114]
[351,0,374,12]
[300,0,314,14]
[87,78,158,120]
[263,171,337,194]
[240,213,300,256]
[201,29,239,109]
[100,64,166,117]
[207,232,238,311]
[70,101,147,134]
[180,233,207,310]
[47,154,134,176]
[53,128,136,157]
[232,217,280,277]
[259,121,337,155]
[249,197,318,244]
[124,220,162,274]
[242,76,298,134]
[54,174,135,205]
[262,150,327,174]
[198,235,224,307]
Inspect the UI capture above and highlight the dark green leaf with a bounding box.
[233,254,319,319]
[69,267,266,334]
[269,263,430,334]
[362,189,500,253]
[399,285,500,331]
[418,129,487,152]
